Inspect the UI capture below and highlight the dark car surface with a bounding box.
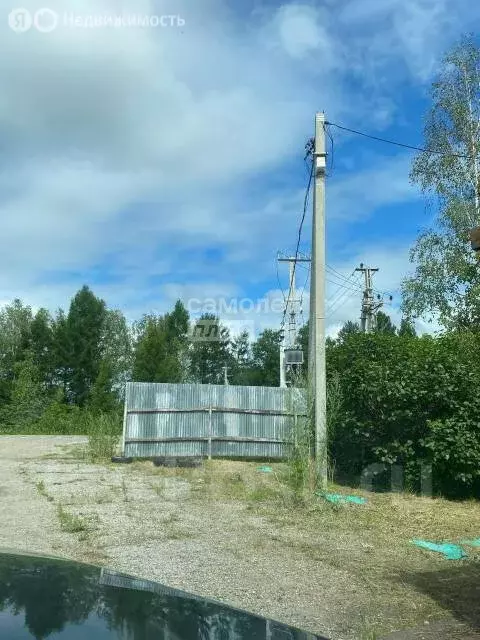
[0,551,328,639]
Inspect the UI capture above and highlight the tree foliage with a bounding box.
[132,301,190,384]
[66,286,107,406]
[188,313,231,384]
[374,311,396,335]
[402,36,480,329]
[328,330,480,497]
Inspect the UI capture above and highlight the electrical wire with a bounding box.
[280,157,314,330]
[276,254,287,305]
[325,124,335,175]
[298,262,311,324]
[326,265,391,298]
[327,288,354,318]
[326,273,364,294]
[326,281,361,316]
[325,121,472,159]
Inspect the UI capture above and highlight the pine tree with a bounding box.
[51,309,71,396]
[30,308,54,389]
[374,311,396,335]
[65,286,107,406]
[249,329,282,387]
[230,330,252,385]
[188,314,231,384]
[398,318,417,338]
[88,359,119,414]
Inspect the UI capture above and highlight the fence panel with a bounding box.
[122,382,306,459]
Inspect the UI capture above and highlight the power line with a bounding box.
[276,254,287,305]
[281,157,314,329]
[298,262,310,325]
[327,288,354,318]
[326,271,365,296]
[325,124,335,175]
[326,265,390,298]
[325,268,363,318]
[326,281,360,311]
[326,121,472,159]
[326,277,362,296]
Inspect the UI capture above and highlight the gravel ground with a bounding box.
[1,436,479,640]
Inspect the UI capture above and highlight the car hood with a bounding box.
[0,550,328,639]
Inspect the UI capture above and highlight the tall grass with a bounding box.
[86,412,122,462]
[285,375,316,497]
[285,370,343,496]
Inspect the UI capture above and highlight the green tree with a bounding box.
[88,359,119,414]
[337,320,361,342]
[0,354,48,431]
[30,308,55,388]
[374,311,396,335]
[229,330,253,385]
[65,286,107,406]
[132,301,190,384]
[398,317,417,337]
[249,329,282,387]
[188,314,231,384]
[100,309,133,398]
[402,36,480,329]
[51,309,71,396]
[165,300,190,381]
[0,299,33,403]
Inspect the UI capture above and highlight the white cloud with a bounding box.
[328,154,418,222]
[0,0,475,323]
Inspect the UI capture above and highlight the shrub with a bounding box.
[86,412,122,462]
[328,330,480,497]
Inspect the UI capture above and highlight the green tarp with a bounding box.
[411,539,467,560]
[317,492,367,505]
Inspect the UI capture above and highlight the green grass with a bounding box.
[36,480,54,502]
[164,525,194,540]
[132,458,480,636]
[56,504,88,533]
[86,413,121,462]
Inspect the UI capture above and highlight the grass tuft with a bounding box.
[57,504,88,533]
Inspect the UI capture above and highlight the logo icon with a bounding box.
[8,8,32,32]
[33,7,58,32]
[188,319,229,343]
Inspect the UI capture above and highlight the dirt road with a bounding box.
[0,436,478,640]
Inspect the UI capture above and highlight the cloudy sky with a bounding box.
[1,0,478,337]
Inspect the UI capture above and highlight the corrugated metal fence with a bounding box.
[122,382,307,459]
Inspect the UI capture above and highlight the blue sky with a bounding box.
[0,0,478,336]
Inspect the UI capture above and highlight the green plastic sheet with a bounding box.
[411,539,467,560]
[317,492,367,505]
[257,466,273,473]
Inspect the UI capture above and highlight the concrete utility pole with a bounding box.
[355,264,389,332]
[356,264,379,332]
[308,112,327,487]
[278,254,310,388]
[223,366,229,385]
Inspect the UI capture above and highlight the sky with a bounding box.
[0,0,478,338]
